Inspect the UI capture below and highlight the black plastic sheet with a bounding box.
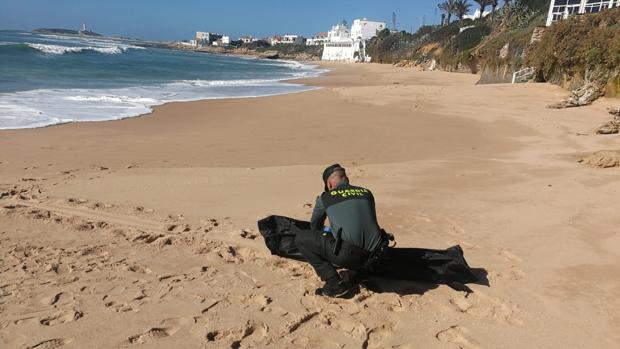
[258,215,479,285]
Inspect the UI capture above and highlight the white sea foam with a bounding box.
[26,43,143,55]
[0,79,320,129]
[179,79,281,87]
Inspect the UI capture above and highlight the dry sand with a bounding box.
[1,62,619,348]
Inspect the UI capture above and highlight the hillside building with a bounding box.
[547,0,620,26]
[321,19,386,62]
[306,32,328,46]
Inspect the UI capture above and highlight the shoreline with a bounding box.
[0,32,327,130]
[1,62,619,348]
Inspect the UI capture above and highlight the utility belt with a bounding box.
[363,229,394,272]
[332,228,395,271]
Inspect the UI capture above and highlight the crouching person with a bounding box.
[296,164,386,298]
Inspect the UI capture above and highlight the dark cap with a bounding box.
[322,164,346,191]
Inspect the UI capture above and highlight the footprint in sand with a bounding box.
[166,223,191,233]
[449,296,473,313]
[436,325,480,349]
[124,326,180,345]
[365,323,395,343]
[206,320,268,348]
[498,248,522,263]
[449,291,523,325]
[496,249,526,280]
[492,266,526,281]
[237,293,272,311]
[240,229,258,240]
[39,309,83,326]
[446,218,467,235]
[312,310,364,340]
[40,292,71,306]
[104,300,133,313]
[211,245,255,264]
[126,264,152,274]
[26,338,74,349]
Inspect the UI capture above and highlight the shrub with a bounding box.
[455,25,491,51]
[527,7,620,77]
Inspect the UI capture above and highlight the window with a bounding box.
[584,0,612,13]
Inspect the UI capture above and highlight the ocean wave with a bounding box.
[178,78,281,87]
[0,80,319,129]
[26,43,143,55]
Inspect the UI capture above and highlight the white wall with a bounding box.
[351,19,386,40]
[322,41,364,62]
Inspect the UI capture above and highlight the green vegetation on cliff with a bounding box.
[364,0,620,99]
[526,7,620,84]
[366,0,549,73]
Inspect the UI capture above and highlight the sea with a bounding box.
[0,30,325,129]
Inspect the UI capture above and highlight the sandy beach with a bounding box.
[1,63,619,348]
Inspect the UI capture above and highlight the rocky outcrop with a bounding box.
[595,108,620,134]
[548,71,606,109]
[393,60,417,68]
[579,150,620,168]
[596,120,620,135]
[258,51,279,59]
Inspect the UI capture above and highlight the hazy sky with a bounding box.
[1,0,451,40]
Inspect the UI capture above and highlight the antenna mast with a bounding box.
[392,11,397,31]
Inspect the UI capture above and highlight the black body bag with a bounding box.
[257,215,478,284]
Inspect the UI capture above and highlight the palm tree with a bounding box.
[473,0,493,19]
[490,0,499,21]
[454,0,472,21]
[438,1,455,25]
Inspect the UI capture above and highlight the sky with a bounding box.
[0,0,452,41]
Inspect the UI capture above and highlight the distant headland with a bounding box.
[33,28,102,37]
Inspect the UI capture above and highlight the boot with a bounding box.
[315,279,350,298]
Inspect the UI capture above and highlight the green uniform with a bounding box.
[310,181,383,252]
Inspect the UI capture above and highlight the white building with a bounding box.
[195,32,223,47]
[306,32,328,46]
[179,40,197,47]
[326,23,351,42]
[213,36,230,47]
[546,0,620,26]
[463,9,491,20]
[268,36,282,45]
[284,34,305,44]
[268,34,305,45]
[321,19,385,62]
[350,18,386,40]
[239,36,258,44]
